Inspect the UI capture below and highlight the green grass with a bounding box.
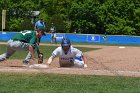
[0,72,140,93]
[0,43,140,93]
[0,44,98,59]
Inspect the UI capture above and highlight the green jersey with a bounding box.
[12,30,38,47]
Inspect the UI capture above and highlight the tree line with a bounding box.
[0,0,140,35]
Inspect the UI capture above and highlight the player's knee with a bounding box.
[74,58,84,68]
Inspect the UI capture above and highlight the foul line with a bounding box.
[0,67,140,77]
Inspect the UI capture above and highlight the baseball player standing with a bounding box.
[0,27,46,64]
[46,38,87,68]
[50,23,57,44]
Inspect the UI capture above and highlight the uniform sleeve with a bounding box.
[51,47,60,58]
[29,36,37,48]
[75,48,83,57]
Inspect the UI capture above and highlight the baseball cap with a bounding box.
[61,38,71,47]
[36,26,46,36]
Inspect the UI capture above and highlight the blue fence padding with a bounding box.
[1,32,140,45]
[41,33,65,42]
[106,35,140,44]
[65,34,87,43]
[0,32,16,41]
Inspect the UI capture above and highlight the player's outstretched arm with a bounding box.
[83,54,87,68]
[47,56,54,66]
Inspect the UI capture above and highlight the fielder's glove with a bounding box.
[38,53,43,64]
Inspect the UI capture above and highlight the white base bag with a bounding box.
[29,64,49,69]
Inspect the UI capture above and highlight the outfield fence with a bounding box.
[0,31,140,45]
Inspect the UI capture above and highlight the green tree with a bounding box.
[40,0,72,32]
[95,0,139,35]
[0,0,39,31]
[0,0,140,35]
[69,0,99,34]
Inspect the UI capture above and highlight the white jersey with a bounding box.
[51,46,83,63]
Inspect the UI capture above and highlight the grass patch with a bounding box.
[0,72,140,93]
[0,44,99,59]
[0,43,140,93]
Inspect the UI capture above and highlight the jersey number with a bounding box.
[20,30,31,35]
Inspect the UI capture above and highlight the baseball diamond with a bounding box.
[0,42,140,77]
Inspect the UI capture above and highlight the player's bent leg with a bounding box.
[0,51,15,62]
[0,53,7,62]
[0,46,16,62]
[59,61,74,67]
[6,47,16,58]
[74,58,84,68]
[9,40,29,51]
[23,46,37,65]
[51,35,53,43]
[23,52,31,65]
[54,38,57,44]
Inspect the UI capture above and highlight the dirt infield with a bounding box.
[0,42,140,77]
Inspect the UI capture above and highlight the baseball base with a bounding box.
[29,64,49,69]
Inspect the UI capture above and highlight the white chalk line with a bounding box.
[0,67,140,77]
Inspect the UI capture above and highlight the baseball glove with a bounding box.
[38,53,43,64]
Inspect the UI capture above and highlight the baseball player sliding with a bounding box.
[46,38,88,68]
[0,26,46,64]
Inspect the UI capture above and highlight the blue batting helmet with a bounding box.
[61,38,71,47]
